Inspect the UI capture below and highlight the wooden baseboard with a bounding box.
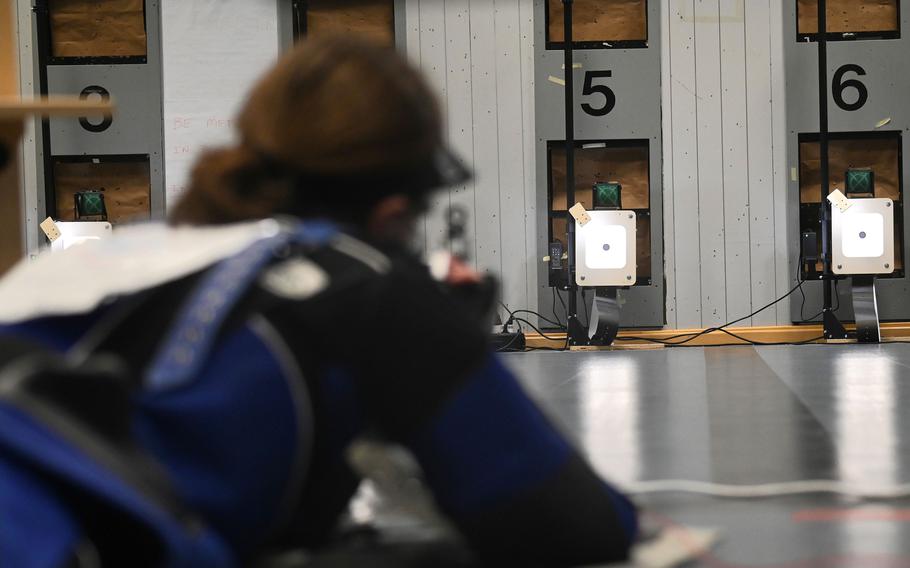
[525,322,910,350]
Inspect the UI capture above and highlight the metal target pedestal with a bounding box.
[561,0,626,347]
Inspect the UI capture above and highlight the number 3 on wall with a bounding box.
[581,71,616,117]
[78,86,114,133]
[832,64,868,112]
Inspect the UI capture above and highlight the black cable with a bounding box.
[556,287,568,314]
[497,301,514,333]
[616,278,808,347]
[512,317,564,341]
[554,287,571,350]
[495,302,568,352]
[520,273,826,351]
[493,308,525,353]
[798,254,810,322]
[510,309,565,329]
[551,287,566,328]
[496,331,526,353]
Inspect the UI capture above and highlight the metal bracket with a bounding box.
[852,276,881,343]
[587,287,621,346]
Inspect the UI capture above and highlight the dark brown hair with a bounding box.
[170,37,443,226]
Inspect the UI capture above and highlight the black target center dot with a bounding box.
[859,231,867,239]
[602,244,611,252]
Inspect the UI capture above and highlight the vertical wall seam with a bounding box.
[466,0,480,266]
[717,0,729,324]
[516,0,531,308]
[741,0,754,323]
[692,0,704,327]
[768,0,781,320]
[442,0,452,221]
[666,0,679,327]
[492,0,505,282]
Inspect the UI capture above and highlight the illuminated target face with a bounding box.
[842,213,884,258]
[585,225,628,269]
[575,210,637,287]
[832,198,894,276]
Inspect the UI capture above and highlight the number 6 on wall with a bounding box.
[581,70,616,117]
[832,64,868,112]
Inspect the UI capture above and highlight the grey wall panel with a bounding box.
[533,51,661,140]
[47,67,159,156]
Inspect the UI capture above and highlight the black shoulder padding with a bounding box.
[455,454,634,567]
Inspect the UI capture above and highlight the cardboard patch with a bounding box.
[306,0,395,47]
[548,0,647,43]
[799,136,901,204]
[550,144,650,211]
[0,122,23,274]
[50,0,147,58]
[53,158,151,225]
[798,0,899,34]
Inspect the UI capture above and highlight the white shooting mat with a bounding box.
[0,221,276,324]
[162,0,280,210]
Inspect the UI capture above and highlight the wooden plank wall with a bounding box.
[404,0,539,315]
[661,0,791,328]
[404,0,793,327]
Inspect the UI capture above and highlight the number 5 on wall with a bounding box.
[581,70,616,117]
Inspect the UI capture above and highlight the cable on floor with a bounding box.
[626,479,910,501]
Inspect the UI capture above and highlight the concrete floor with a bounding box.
[503,343,910,566]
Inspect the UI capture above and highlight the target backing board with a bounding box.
[38,0,164,224]
[784,0,910,322]
[534,0,664,327]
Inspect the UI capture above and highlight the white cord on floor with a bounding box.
[626,479,910,500]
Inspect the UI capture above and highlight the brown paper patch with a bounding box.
[50,0,147,58]
[0,122,24,275]
[550,214,652,279]
[548,0,647,43]
[550,144,650,211]
[798,0,898,34]
[53,158,151,225]
[799,137,901,203]
[306,0,395,47]
[1,1,17,96]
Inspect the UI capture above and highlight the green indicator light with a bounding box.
[593,181,622,210]
[75,190,108,220]
[845,168,874,196]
